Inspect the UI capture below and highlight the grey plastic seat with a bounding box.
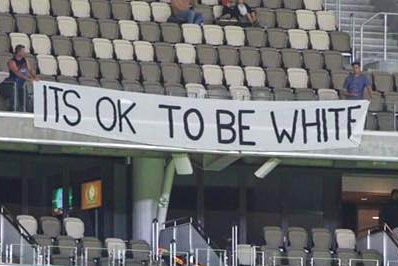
[331,70,349,90]
[330,32,351,52]
[296,88,316,100]
[385,93,398,112]
[78,57,99,78]
[36,15,57,36]
[17,215,38,236]
[0,34,10,53]
[246,0,262,8]
[154,43,175,63]
[122,80,144,93]
[245,27,267,48]
[99,19,119,40]
[240,47,260,67]
[366,113,377,130]
[141,62,161,83]
[57,75,78,84]
[79,77,100,87]
[51,0,71,16]
[111,1,132,20]
[337,250,359,266]
[263,0,282,8]
[335,229,356,250]
[101,79,123,90]
[197,45,218,65]
[287,249,308,266]
[140,22,161,42]
[165,85,187,97]
[323,51,343,70]
[218,46,239,66]
[78,18,99,38]
[194,5,214,24]
[0,53,12,72]
[161,63,182,85]
[256,8,276,29]
[368,94,384,112]
[312,250,332,266]
[15,14,37,34]
[261,48,282,68]
[51,36,73,56]
[207,87,231,100]
[182,64,202,84]
[318,88,338,100]
[283,0,303,9]
[276,9,297,29]
[99,59,120,80]
[144,82,165,95]
[378,112,395,131]
[268,28,288,49]
[0,13,15,33]
[303,49,324,70]
[82,237,103,266]
[312,228,332,250]
[266,68,287,89]
[91,0,111,19]
[310,69,330,89]
[288,227,308,249]
[33,234,53,248]
[72,37,93,58]
[282,48,302,68]
[373,71,394,93]
[252,89,273,101]
[52,236,77,265]
[160,23,182,43]
[120,61,141,81]
[263,226,283,248]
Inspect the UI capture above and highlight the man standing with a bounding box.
[171,0,204,25]
[343,62,372,100]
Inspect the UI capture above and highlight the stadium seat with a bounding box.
[57,16,78,37]
[141,62,161,83]
[120,61,140,81]
[224,66,244,87]
[133,41,154,62]
[31,0,51,15]
[296,10,316,30]
[154,42,175,63]
[101,79,123,90]
[218,46,239,66]
[31,34,51,55]
[37,54,57,76]
[194,5,214,24]
[261,48,282,68]
[0,0,10,13]
[309,30,330,50]
[10,0,30,14]
[288,29,308,49]
[82,237,102,265]
[111,1,132,20]
[335,229,356,250]
[17,215,38,236]
[377,112,395,131]
[267,68,287,88]
[78,18,99,38]
[230,86,251,100]
[318,88,338,100]
[0,14,16,33]
[176,43,196,64]
[161,62,182,85]
[282,48,302,68]
[245,27,267,48]
[337,250,359,266]
[276,9,297,29]
[165,84,187,97]
[284,0,303,9]
[240,47,260,67]
[203,25,224,45]
[331,70,349,90]
[93,38,114,59]
[203,64,223,86]
[288,68,308,89]
[140,22,161,42]
[207,87,230,99]
[72,37,93,57]
[40,216,61,238]
[252,89,273,101]
[10,33,31,53]
[263,0,282,9]
[0,53,12,72]
[131,1,151,22]
[36,15,57,36]
[123,80,144,92]
[225,26,245,46]
[246,0,262,7]
[201,0,219,5]
[51,0,71,16]
[90,0,111,19]
[310,69,330,89]
[182,64,202,83]
[256,8,276,29]
[99,19,120,40]
[197,44,218,65]
[323,51,343,70]
[52,235,77,265]
[303,49,324,70]
[366,113,378,130]
[33,234,52,247]
[296,88,316,100]
[71,0,91,18]
[186,83,207,98]
[119,20,140,41]
[385,93,398,112]
[15,14,37,35]
[58,56,78,77]
[213,5,223,20]
[99,59,120,80]
[64,217,85,240]
[160,23,182,43]
[311,228,332,250]
[317,11,336,31]
[151,2,172,22]
[144,82,165,95]
[0,34,10,53]
[304,0,323,10]
[311,250,333,266]
[245,66,266,88]
[268,28,288,49]
[261,226,284,265]
[182,24,203,44]
[373,71,394,93]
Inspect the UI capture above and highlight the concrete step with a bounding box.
[352,38,398,46]
[340,23,388,33]
[325,4,376,12]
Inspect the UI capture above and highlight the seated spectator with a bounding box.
[221,0,238,19]
[0,45,38,111]
[234,0,257,25]
[343,62,372,100]
[170,0,204,25]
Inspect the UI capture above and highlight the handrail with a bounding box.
[360,12,398,70]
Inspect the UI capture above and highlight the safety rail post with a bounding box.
[367,229,371,249]
[231,225,238,266]
[384,13,388,61]
[383,224,387,266]
[338,0,341,30]
[350,13,356,62]
[151,219,159,262]
[0,210,4,263]
[170,240,177,266]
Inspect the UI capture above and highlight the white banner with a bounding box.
[33,81,369,152]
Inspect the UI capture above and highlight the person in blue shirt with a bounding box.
[343,62,372,100]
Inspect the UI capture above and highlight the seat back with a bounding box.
[335,229,356,250]
[17,215,38,236]
[40,216,61,238]
[64,217,85,240]
[263,226,283,248]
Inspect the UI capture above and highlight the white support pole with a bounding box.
[384,13,388,61]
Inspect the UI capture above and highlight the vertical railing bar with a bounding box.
[384,13,388,61]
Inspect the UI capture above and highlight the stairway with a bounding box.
[325,0,398,66]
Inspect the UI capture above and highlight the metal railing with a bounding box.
[360,12,398,70]
[325,0,342,30]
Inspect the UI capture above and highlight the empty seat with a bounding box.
[309,30,330,50]
[256,8,276,29]
[33,234,53,248]
[122,80,144,92]
[120,61,140,81]
[288,68,308,89]
[263,0,282,9]
[276,9,297,29]
[176,43,196,64]
[93,38,113,59]
[51,36,72,56]
[288,29,308,49]
[240,47,260,67]
[225,26,245,46]
[0,34,10,53]
[111,1,132,20]
[304,0,322,10]
[203,25,224,45]
[160,23,182,43]
[119,20,139,41]
[17,215,38,236]
[218,46,239,66]
[10,33,31,53]
[165,85,187,97]
[230,86,251,100]
[197,44,218,65]
[101,79,123,90]
[52,236,77,265]
[31,34,51,55]
[72,37,93,57]
[245,66,266,88]
[268,28,288,49]
[182,64,202,83]
[78,18,99,38]
[131,1,151,22]
[310,69,330,89]
[262,226,283,265]
[312,228,332,250]
[251,88,273,101]
[186,83,207,98]
[337,249,359,266]
[0,0,10,13]
[245,27,267,48]
[318,88,338,100]
[161,63,182,85]
[331,70,349,90]
[0,14,16,33]
[57,76,78,84]
[140,62,161,83]
[11,0,30,14]
[64,217,85,240]
[144,82,165,95]
[151,2,171,22]
[296,89,316,101]
[154,42,175,63]
[330,32,351,52]
[182,24,203,44]
[90,0,111,19]
[82,237,103,265]
[261,48,282,68]
[312,250,333,266]
[99,19,119,40]
[303,49,324,70]
[134,41,154,62]
[266,68,287,88]
[58,56,78,77]
[224,66,244,87]
[296,10,316,30]
[57,16,78,37]
[99,59,120,80]
[71,0,91,18]
[139,22,161,42]
[282,48,302,68]
[51,0,71,16]
[36,15,57,36]
[78,58,99,78]
[207,87,230,99]
[203,65,223,85]
[15,14,37,35]
[373,72,394,93]
[368,95,385,112]
[324,50,343,70]
[317,11,336,31]
[335,229,356,250]
[283,0,303,10]
[37,54,57,76]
